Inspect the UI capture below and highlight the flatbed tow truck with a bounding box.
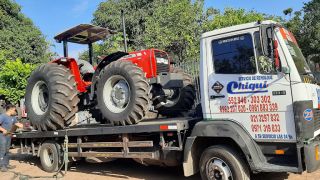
[11,21,320,180]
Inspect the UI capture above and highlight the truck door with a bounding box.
[205,28,296,142]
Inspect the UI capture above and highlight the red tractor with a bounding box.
[25,24,195,130]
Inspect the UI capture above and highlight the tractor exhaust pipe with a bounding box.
[121,10,128,53]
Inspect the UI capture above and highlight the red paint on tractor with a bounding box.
[51,58,87,92]
[121,49,170,78]
[50,48,170,93]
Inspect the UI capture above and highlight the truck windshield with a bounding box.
[280,28,311,75]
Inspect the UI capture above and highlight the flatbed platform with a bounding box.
[13,117,200,138]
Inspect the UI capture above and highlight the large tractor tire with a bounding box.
[96,60,150,125]
[157,67,195,117]
[25,63,79,130]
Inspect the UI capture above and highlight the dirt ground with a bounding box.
[1,149,320,180]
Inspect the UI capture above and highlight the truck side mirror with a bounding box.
[260,24,281,72]
[260,25,272,58]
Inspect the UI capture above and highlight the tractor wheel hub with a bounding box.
[31,81,49,115]
[103,76,131,113]
[111,80,129,107]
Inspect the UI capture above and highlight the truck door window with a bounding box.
[212,34,256,74]
[254,32,277,74]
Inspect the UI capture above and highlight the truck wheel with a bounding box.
[200,145,250,180]
[158,68,195,117]
[39,142,61,172]
[96,60,150,125]
[25,63,79,130]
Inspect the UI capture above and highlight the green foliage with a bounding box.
[202,8,265,31]
[0,0,50,63]
[300,0,320,56]
[79,33,126,64]
[284,11,302,43]
[0,56,35,104]
[283,8,293,16]
[285,0,320,57]
[138,0,201,61]
[86,0,278,62]
[143,0,203,61]
[93,0,156,50]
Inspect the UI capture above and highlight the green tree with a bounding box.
[285,0,320,57]
[300,0,320,56]
[90,1,277,62]
[0,0,50,63]
[203,8,278,31]
[0,57,35,104]
[143,0,204,61]
[284,11,302,43]
[283,8,293,17]
[93,0,157,50]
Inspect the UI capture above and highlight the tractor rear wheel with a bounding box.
[96,60,150,125]
[157,67,195,117]
[25,63,79,130]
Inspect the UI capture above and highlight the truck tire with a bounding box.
[200,145,250,180]
[96,60,150,125]
[25,63,79,130]
[39,142,61,172]
[158,68,195,117]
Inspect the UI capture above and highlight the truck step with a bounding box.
[257,163,300,173]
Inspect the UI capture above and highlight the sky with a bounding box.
[15,0,309,59]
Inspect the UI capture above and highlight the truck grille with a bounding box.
[313,109,320,131]
[156,63,169,74]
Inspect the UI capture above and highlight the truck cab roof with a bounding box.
[201,20,280,39]
[54,24,116,44]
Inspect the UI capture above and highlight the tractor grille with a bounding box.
[156,63,170,74]
[314,109,320,132]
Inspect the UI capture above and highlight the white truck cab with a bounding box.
[200,20,320,142]
[183,20,320,178]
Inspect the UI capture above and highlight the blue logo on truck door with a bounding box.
[303,109,313,121]
[226,81,268,94]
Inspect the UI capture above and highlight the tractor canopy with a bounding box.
[54,24,116,44]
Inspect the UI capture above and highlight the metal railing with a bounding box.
[173,61,201,107]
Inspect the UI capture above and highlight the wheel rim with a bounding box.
[206,157,233,180]
[43,147,54,167]
[31,81,49,115]
[103,75,130,113]
[164,88,181,107]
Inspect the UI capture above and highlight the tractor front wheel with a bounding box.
[96,60,150,125]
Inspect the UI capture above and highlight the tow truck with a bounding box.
[12,20,320,180]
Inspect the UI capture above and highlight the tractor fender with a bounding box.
[51,58,87,92]
[89,51,129,100]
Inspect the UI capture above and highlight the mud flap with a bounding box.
[304,141,320,173]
